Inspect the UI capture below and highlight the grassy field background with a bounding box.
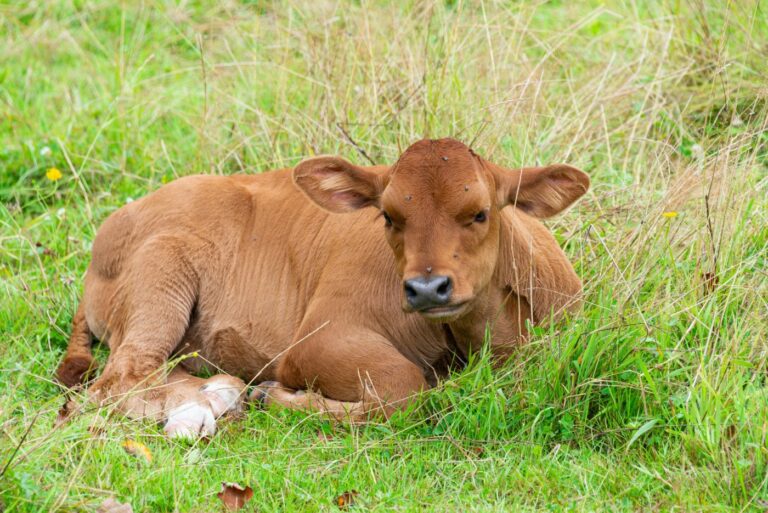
[1,0,767,511]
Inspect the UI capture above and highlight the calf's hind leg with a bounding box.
[162,367,246,438]
[250,382,367,422]
[84,236,245,438]
[253,330,427,422]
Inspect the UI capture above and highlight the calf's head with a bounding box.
[294,138,589,321]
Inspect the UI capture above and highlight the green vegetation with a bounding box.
[1,1,766,511]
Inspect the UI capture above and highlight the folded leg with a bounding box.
[83,235,245,438]
[252,329,427,422]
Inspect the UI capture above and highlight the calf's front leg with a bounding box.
[253,329,427,422]
[81,236,245,438]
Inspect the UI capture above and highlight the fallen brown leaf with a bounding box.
[97,498,133,513]
[702,271,719,295]
[122,440,152,464]
[335,490,359,510]
[55,400,73,426]
[217,482,254,511]
[35,241,56,257]
[88,425,107,438]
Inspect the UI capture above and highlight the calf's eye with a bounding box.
[382,211,393,227]
[474,211,487,223]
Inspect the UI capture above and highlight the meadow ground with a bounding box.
[1,1,767,511]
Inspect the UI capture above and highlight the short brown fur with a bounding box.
[57,138,589,435]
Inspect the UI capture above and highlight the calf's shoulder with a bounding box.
[495,208,583,323]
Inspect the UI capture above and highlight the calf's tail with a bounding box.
[56,302,95,387]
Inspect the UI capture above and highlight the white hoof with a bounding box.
[200,377,244,417]
[164,402,216,439]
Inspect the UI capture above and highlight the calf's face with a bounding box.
[294,138,589,321]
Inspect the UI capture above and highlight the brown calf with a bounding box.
[57,138,589,438]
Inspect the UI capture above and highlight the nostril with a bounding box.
[404,281,417,300]
[436,277,452,298]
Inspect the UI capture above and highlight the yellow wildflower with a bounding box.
[46,167,63,181]
[662,211,678,218]
[122,439,152,463]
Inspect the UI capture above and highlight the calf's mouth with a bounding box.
[416,300,470,321]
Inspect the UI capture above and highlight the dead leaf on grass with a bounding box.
[97,498,133,513]
[702,271,719,295]
[335,490,359,510]
[217,482,254,511]
[35,241,56,257]
[55,400,73,426]
[122,440,152,464]
[88,425,107,438]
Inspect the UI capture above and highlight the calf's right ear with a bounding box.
[490,163,590,218]
[293,156,389,213]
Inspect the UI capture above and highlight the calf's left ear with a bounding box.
[293,156,389,213]
[491,163,590,218]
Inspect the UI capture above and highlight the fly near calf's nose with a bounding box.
[403,275,453,310]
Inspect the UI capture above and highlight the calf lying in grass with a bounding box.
[57,138,589,438]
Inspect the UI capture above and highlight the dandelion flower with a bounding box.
[662,211,678,218]
[122,439,152,463]
[46,167,63,181]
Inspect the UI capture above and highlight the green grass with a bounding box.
[1,0,767,511]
